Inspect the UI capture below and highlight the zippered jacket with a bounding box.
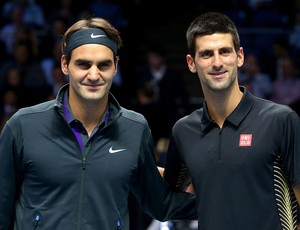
[0,84,197,230]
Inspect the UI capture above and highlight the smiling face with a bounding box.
[186,33,244,94]
[61,44,117,105]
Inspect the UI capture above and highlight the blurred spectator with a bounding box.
[289,11,300,67]
[0,66,23,131]
[247,0,271,9]
[130,43,191,230]
[47,0,82,25]
[262,35,291,81]
[2,0,45,28]
[19,0,45,28]
[0,3,25,55]
[249,1,286,27]
[239,53,273,99]
[86,0,129,29]
[289,12,300,49]
[135,43,190,145]
[38,16,69,60]
[0,90,19,131]
[0,39,51,107]
[2,66,23,100]
[46,62,68,100]
[40,40,63,86]
[271,56,300,105]
[0,90,19,117]
[108,63,127,104]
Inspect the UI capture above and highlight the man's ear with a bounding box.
[61,55,68,75]
[186,54,197,73]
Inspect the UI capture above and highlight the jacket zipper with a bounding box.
[76,142,95,230]
[82,157,86,170]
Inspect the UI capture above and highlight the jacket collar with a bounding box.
[201,86,255,130]
[54,83,122,122]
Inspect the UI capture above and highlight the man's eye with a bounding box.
[78,62,90,68]
[98,62,112,70]
[99,63,110,68]
[200,51,212,58]
[219,49,231,55]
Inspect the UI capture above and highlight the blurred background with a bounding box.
[0,0,300,126]
[0,0,299,229]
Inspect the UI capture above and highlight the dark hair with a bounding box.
[186,12,240,57]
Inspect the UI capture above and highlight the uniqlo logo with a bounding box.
[239,134,252,146]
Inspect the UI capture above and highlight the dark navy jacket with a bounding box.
[0,84,196,230]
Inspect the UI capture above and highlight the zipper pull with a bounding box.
[82,157,86,170]
[35,215,40,226]
[116,219,121,229]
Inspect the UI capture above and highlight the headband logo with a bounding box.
[91,33,106,39]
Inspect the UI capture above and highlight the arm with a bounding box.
[186,183,195,194]
[293,185,300,230]
[131,125,197,221]
[163,135,192,191]
[0,122,18,229]
[285,111,300,201]
[285,111,300,230]
[158,166,194,194]
[294,185,300,203]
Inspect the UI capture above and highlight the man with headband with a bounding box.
[0,18,197,229]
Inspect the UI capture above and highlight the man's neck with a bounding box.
[204,86,243,128]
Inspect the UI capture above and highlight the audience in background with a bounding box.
[0,39,50,107]
[40,40,64,87]
[239,53,273,99]
[271,56,300,106]
[86,0,129,30]
[18,0,46,28]
[0,3,26,55]
[45,0,82,25]
[135,43,190,146]
[0,66,23,131]
[289,11,300,68]
[0,1,300,228]
[131,43,190,230]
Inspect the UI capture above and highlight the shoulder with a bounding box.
[3,100,55,138]
[251,97,299,129]
[254,97,295,116]
[173,108,203,129]
[7,100,55,124]
[16,101,55,116]
[118,107,153,139]
[120,107,148,124]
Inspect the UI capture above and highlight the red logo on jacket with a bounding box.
[239,134,252,146]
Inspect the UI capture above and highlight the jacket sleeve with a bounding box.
[282,111,300,187]
[0,117,21,230]
[163,134,192,191]
[130,123,197,221]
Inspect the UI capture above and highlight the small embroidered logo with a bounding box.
[239,134,252,147]
[91,33,106,38]
[109,147,126,154]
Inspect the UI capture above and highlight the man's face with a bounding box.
[61,44,117,104]
[186,33,244,93]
